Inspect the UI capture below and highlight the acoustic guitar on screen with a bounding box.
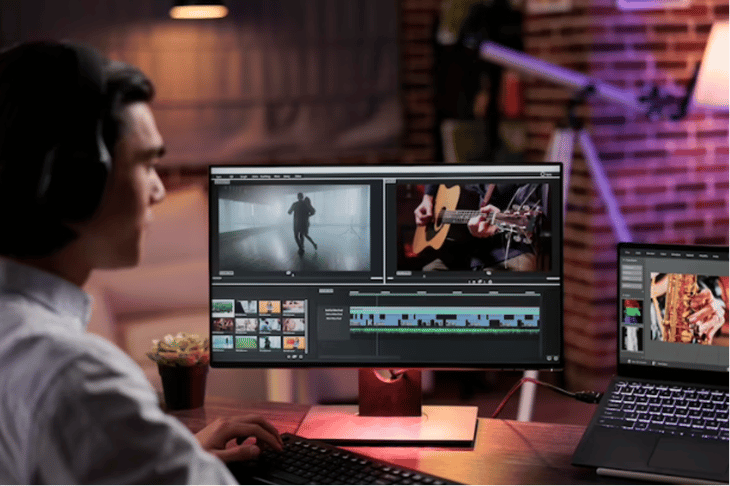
[412,184,541,254]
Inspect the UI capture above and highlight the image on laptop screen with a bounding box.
[618,245,729,374]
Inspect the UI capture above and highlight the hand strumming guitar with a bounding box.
[414,194,435,226]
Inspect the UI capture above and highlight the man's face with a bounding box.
[75,102,165,268]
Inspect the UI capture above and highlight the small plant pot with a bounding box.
[158,363,209,410]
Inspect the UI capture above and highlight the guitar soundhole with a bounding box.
[434,208,445,230]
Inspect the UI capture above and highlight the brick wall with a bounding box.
[523,0,729,389]
[400,0,441,164]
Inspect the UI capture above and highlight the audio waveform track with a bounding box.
[349,306,540,332]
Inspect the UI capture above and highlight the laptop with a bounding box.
[572,242,729,484]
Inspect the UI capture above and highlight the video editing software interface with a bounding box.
[618,245,729,373]
[209,164,563,368]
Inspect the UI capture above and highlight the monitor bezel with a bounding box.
[208,162,564,371]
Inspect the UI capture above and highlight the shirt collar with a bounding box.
[0,258,93,329]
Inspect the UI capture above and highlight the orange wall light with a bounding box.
[170,1,228,19]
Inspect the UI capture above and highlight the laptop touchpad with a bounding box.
[649,438,728,473]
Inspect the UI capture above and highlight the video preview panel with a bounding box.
[213,183,372,276]
[649,273,728,347]
[394,182,557,277]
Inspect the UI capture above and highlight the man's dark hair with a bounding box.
[0,42,155,258]
[101,58,155,157]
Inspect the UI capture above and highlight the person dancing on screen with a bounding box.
[302,196,317,251]
[287,193,316,254]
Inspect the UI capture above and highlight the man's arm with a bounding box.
[28,342,280,484]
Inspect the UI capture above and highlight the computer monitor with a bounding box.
[208,163,563,444]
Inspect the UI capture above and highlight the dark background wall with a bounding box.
[1,0,727,391]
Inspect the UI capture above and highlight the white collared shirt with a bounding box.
[0,259,237,484]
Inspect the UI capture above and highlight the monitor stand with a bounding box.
[296,369,478,446]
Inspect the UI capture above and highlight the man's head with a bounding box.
[297,192,303,201]
[0,41,165,271]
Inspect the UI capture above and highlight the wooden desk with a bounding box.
[169,397,613,485]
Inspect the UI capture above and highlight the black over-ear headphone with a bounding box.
[0,41,111,223]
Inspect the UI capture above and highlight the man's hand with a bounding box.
[195,415,284,463]
[414,194,434,226]
[689,288,725,344]
[467,204,500,238]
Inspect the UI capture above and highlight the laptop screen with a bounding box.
[617,243,729,382]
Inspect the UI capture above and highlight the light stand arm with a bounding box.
[477,41,646,113]
[473,39,698,121]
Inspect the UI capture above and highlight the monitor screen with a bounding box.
[209,164,563,370]
[617,243,729,378]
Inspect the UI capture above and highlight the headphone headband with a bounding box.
[0,41,112,224]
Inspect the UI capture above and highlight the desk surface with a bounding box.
[169,397,615,485]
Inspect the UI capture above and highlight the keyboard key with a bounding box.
[675,408,690,417]
[622,403,636,413]
[599,417,623,428]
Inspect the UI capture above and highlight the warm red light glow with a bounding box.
[169,5,228,19]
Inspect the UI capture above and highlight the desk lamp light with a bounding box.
[692,21,729,110]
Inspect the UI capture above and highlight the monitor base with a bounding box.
[296,404,478,447]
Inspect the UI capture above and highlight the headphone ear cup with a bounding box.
[45,127,111,222]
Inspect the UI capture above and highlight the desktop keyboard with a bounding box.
[226,433,461,485]
[598,380,729,442]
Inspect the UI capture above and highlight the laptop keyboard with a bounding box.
[598,380,729,441]
[226,433,460,484]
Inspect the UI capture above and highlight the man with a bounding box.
[287,192,316,254]
[0,41,282,484]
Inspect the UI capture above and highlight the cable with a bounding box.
[490,376,604,419]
